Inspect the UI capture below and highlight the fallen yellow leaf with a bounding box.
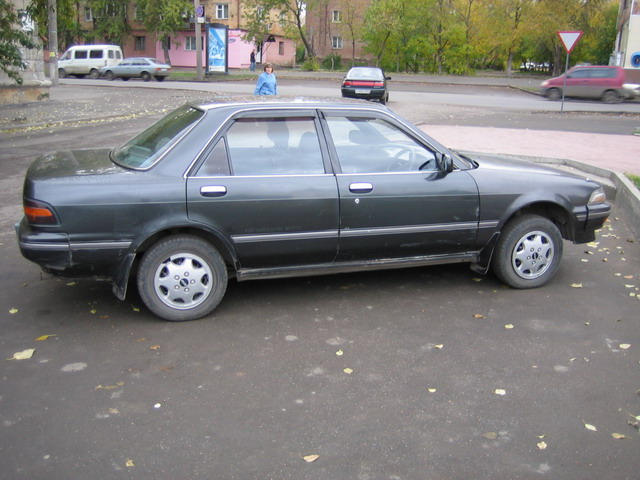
[343,368,353,374]
[494,389,506,396]
[303,454,320,463]
[35,334,57,341]
[434,344,444,349]
[482,432,498,440]
[505,324,514,329]
[150,345,160,350]
[335,350,344,356]
[619,344,631,350]
[125,459,134,467]
[427,388,437,393]
[570,283,583,288]
[611,433,626,439]
[473,314,486,319]
[9,349,35,360]
[9,308,18,314]
[537,441,547,450]
[584,423,597,432]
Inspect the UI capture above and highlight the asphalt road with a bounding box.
[0,81,639,480]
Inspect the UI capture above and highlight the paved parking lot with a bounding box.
[1,85,638,479]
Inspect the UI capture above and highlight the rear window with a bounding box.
[89,50,103,59]
[111,105,205,169]
[590,68,616,79]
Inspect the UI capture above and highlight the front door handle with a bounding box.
[349,182,373,194]
[200,185,227,197]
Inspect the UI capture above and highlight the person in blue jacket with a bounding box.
[254,63,278,95]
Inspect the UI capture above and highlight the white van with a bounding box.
[58,45,123,79]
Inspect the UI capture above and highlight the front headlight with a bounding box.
[588,187,606,205]
[541,80,549,87]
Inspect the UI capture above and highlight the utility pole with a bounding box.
[47,0,58,86]
[194,0,203,81]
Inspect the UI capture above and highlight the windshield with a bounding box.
[111,105,204,169]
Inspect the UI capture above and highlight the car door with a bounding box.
[321,111,480,261]
[564,67,591,98]
[186,111,340,269]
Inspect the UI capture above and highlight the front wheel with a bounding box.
[141,71,151,82]
[492,215,563,289]
[105,71,115,81]
[137,235,228,321]
[546,88,561,101]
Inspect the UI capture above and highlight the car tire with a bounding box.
[89,69,99,79]
[105,71,115,81]
[137,235,228,321]
[380,94,387,105]
[141,71,151,82]
[121,77,129,81]
[546,88,561,101]
[58,68,66,79]
[155,76,165,82]
[492,214,563,289]
[602,90,621,104]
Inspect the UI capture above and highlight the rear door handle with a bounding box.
[200,185,227,197]
[349,182,373,194]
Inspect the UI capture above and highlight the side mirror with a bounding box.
[436,152,454,173]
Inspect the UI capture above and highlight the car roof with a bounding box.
[193,96,390,112]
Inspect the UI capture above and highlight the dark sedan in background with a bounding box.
[16,98,610,321]
[341,67,391,104]
[100,57,171,82]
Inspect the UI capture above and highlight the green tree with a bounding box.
[86,0,130,46]
[27,0,82,50]
[136,0,193,65]
[1,0,38,85]
[245,0,320,58]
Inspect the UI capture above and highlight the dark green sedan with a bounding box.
[16,98,610,321]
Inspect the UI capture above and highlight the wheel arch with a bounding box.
[473,200,574,274]
[113,226,239,300]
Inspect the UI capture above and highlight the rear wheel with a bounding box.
[141,71,151,82]
[602,90,621,104]
[89,69,99,79]
[137,235,228,321]
[492,215,563,289]
[58,68,67,78]
[155,76,165,82]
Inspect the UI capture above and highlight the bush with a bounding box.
[301,57,320,71]
[322,54,342,70]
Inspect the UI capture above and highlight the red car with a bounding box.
[540,65,635,103]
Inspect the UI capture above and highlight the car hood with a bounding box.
[464,152,586,179]
[26,149,127,179]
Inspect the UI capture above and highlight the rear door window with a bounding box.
[89,50,103,59]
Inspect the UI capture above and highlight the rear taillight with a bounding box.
[24,199,58,225]
[343,80,352,86]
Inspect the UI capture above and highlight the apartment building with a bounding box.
[78,1,296,69]
[305,0,372,63]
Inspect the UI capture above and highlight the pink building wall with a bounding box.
[125,29,295,70]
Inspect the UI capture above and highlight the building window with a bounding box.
[331,36,343,49]
[279,11,287,26]
[135,36,146,51]
[84,7,93,21]
[134,5,143,21]
[278,41,284,55]
[185,36,203,51]
[216,4,229,19]
[331,10,342,23]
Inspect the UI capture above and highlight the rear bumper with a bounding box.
[15,219,131,279]
[341,87,386,100]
